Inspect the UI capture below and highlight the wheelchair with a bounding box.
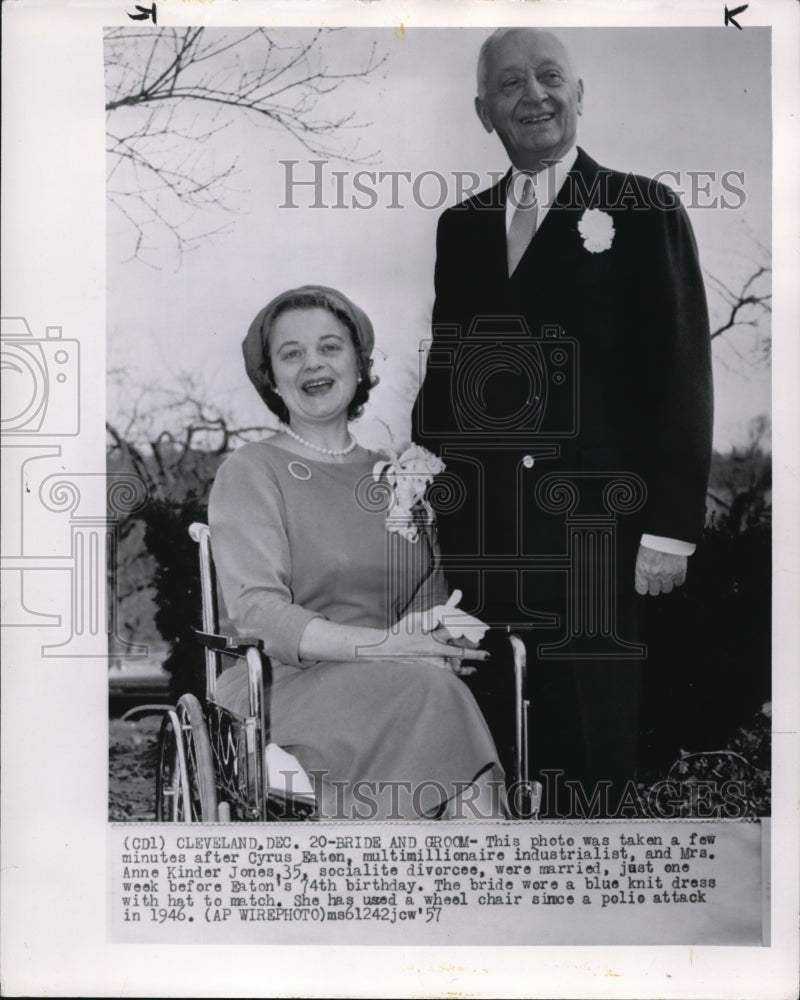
[155,523,540,822]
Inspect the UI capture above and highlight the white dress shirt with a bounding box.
[505,146,579,235]
[505,146,695,558]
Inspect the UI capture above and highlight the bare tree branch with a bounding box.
[708,264,772,341]
[107,369,277,483]
[106,420,156,492]
[105,27,385,260]
[702,231,772,376]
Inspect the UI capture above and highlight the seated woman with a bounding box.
[208,285,504,820]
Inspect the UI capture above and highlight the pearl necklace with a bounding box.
[281,423,357,457]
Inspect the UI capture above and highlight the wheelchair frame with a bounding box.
[154,523,539,822]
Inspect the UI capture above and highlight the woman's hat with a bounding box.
[242,284,375,398]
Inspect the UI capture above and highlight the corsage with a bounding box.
[372,442,445,543]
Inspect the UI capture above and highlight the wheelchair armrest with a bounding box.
[193,629,264,654]
[505,630,541,819]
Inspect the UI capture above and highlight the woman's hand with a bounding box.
[430,626,485,676]
[297,595,489,673]
[386,610,489,675]
[392,591,490,674]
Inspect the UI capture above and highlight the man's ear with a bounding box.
[474,96,494,134]
[577,78,584,116]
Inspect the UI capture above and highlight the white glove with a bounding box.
[424,590,490,643]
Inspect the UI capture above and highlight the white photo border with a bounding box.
[2,1,798,997]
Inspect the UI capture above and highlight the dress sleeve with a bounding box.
[402,518,451,615]
[207,450,322,667]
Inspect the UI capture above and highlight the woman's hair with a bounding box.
[259,291,378,424]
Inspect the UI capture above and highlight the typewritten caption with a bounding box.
[109,820,767,945]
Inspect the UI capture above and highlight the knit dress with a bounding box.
[207,440,503,819]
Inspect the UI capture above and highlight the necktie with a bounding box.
[507,176,538,276]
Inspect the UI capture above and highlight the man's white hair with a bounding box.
[476,28,577,101]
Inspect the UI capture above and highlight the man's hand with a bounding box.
[634,544,687,596]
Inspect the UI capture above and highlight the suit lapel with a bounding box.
[509,148,603,282]
[471,171,511,289]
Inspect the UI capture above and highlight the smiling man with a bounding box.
[411,29,714,816]
[475,29,583,173]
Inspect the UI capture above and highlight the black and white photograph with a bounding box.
[2,0,798,996]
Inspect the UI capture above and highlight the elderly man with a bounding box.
[411,29,713,816]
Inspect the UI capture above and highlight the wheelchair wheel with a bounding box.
[155,695,218,821]
[156,709,189,821]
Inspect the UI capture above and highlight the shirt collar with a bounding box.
[507,145,578,211]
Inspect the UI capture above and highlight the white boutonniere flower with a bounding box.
[578,208,615,253]
[372,443,445,543]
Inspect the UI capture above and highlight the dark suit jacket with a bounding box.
[411,148,713,620]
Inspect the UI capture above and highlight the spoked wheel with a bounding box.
[156,709,189,821]
[155,694,218,821]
